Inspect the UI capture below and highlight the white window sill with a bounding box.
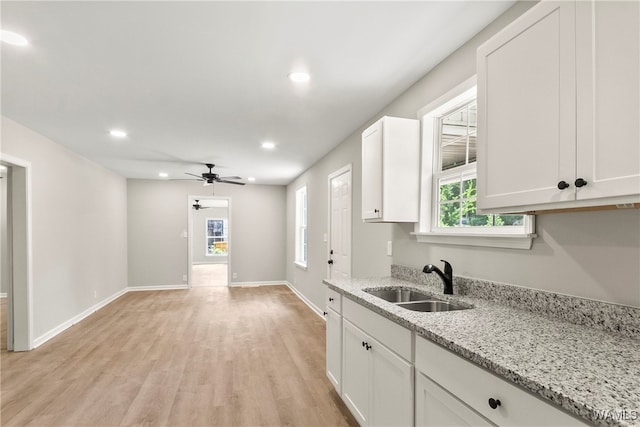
[411,232,536,250]
[294,261,308,271]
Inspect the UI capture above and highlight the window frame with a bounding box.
[412,77,535,250]
[294,185,308,268]
[205,217,228,256]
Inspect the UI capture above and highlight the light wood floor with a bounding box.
[0,286,357,427]
[192,264,228,287]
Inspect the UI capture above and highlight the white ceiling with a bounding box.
[1,1,514,185]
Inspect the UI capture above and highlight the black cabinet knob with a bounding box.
[327,259,334,265]
[365,343,372,350]
[575,178,588,188]
[374,209,379,213]
[329,297,334,302]
[323,311,327,316]
[488,398,501,409]
[557,180,570,190]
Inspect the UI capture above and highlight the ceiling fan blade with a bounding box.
[217,180,245,186]
[185,172,204,179]
[218,176,242,180]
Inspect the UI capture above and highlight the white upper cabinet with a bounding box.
[362,116,420,222]
[477,0,640,213]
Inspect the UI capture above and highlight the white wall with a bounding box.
[287,1,640,309]
[1,116,129,339]
[127,179,286,286]
[192,206,229,264]
[0,167,9,294]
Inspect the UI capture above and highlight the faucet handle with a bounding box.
[440,259,453,276]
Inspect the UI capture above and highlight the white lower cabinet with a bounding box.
[326,288,343,393]
[415,336,587,427]
[326,307,342,393]
[342,319,413,427]
[415,371,493,426]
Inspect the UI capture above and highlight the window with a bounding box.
[206,218,228,256]
[414,79,534,249]
[295,185,307,267]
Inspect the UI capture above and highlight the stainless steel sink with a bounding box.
[397,300,468,312]
[364,287,471,312]
[365,287,434,303]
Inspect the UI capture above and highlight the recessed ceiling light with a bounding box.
[158,172,169,178]
[247,177,256,182]
[109,129,127,138]
[261,141,275,149]
[288,71,310,83]
[0,30,28,46]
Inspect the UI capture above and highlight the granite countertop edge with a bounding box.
[324,276,640,427]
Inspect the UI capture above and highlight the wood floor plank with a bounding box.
[1,285,357,427]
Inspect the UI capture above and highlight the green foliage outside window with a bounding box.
[439,179,523,228]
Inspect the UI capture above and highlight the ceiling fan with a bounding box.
[179,163,245,186]
[192,199,211,210]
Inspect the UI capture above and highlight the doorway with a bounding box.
[328,165,352,280]
[188,196,231,287]
[0,154,33,351]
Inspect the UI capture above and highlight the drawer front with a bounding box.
[415,336,587,426]
[326,288,342,313]
[343,297,411,361]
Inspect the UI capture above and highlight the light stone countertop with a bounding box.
[324,276,640,427]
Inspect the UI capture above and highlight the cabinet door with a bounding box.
[326,307,342,393]
[415,372,494,427]
[362,120,383,220]
[369,337,413,427]
[342,320,369,426]
[477,1,576,210]
[576,0,640,200]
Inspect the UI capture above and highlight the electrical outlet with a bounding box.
[182,275,188,282]
[232,272,238,279]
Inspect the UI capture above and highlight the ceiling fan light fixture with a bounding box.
[109,129,127,138]
[0,30,28,46]
[158,172,168,178]
[247,177,256,182]
[288,71,310,83]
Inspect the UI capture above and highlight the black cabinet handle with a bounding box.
[575,178,588,188]
[329,297,334,302]
[362,341,366,347]
[365,343,372,350]
[327,259,334,265]
[488,398,501,409]
[374,209,379,213]
[323,311,327,316]
[557,180,570,190]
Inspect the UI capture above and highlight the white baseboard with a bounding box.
[285,281,325,319]
[33,287,128,349]
[229,280,287,287]
[127,284,189,292]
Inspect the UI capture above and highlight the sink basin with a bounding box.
[364,287,472,312]
[365,287,434,303]
[396,300,469,312]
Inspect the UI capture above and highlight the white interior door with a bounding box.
[328,165,352,280]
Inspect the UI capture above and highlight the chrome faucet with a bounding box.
[423,260,454,295]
